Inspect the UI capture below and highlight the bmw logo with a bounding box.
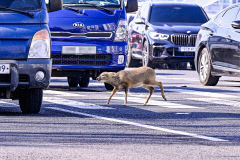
[73,22,84,28]
[187,31,191,34]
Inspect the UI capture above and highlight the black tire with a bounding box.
[19,88,43,114]
[67,77,79,88]
[79,77,90,88]
[126,42,140,67]
[198,48,220,86]
[142,41,154,68]
[104,82,114,91]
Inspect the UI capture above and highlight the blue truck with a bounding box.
[49,0,138,90]
[0,0,61,113]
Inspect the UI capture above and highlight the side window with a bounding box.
[221,7,239,28]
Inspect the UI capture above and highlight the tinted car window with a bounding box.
[221,7,239,28]
[0,0,41,11]
[149,5,208,24]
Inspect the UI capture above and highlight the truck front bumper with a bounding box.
[0,59,52,91]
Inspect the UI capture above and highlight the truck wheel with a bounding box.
[68,77,79,88]
[79,77,90,87]
[104,82,114,91]
[198,48,220,86]
[19,88,43,114]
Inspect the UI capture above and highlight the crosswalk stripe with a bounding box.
[187,98,240,108]
[44,90,85,97]
[112,93,200,109]
[44,96,113,110]
[167,88,238,98]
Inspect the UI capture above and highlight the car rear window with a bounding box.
[149,5,208,24]
[0,0,41,11]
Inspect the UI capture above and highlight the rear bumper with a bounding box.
[0,59,52,91]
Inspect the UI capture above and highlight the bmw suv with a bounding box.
[127,2,208,69]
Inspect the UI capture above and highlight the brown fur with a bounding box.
[96,66,167,105]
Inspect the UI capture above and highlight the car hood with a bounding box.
[150,23,201,34]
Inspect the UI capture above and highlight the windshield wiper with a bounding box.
[69,2,114,15]
[63,6,82,14]
[0,6,34,18]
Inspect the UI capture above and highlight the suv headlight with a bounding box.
[114,19,128,42]
[149,31,169,40]
[28,29,51,59]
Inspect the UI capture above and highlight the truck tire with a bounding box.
[79,77,90,87]
[104,82,114,91]
[19,88,43,114]
[68,77,79,88]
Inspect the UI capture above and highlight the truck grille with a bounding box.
[51,32,112,39]
[52,54,112,66]
[171,34,197,46]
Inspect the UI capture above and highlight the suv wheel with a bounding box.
[142,41,154,68]
[79,77,90,87]
[19,88,43,114]
[67,77,79,88]
[198,48,219,86]
[126,42,139,67]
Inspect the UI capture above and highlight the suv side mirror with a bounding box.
[126,0,138,13]
[232,21,240,29]
[47,0,62,13]
[135,18,145,24]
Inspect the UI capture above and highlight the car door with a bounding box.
[210,7,239,70]
[227,8,240,71]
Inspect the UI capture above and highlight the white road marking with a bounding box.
[44,96,113,110]
[188,98,240,108]
[167,88,238,98]
[114,92,201,109]
[0,100,18,107]
[46,107,227,142]
[44,90,85,97]
[157,76,199,82]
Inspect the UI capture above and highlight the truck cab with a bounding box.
[49,0,137,90]
[0,0,61,113]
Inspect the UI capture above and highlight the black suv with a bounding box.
[195,5,240,86]
[127,2,208,69]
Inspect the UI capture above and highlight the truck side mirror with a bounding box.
[126,0,138,13]
[47,0,63,13]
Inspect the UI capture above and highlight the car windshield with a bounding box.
[149,5,208,24]
[0,0,41,11]
[63,0,121,8]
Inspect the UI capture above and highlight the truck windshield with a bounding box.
[63,0,121,8]
[0,0,41,11]
[149,5,208,24]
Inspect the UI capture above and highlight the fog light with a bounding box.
[35,71,45,81]
[118,55,124,64]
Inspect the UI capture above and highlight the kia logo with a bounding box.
[73,22,84,28]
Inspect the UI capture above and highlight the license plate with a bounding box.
[179,47,195,52]
[62,46,96,55]
[0,64,10,74]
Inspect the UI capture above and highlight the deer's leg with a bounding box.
[124,87,129,105]
[152,81,167,101]
[143,85,154,105]
[107,87,118,105]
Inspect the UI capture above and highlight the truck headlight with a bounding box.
[114,19,128,42]
[28,29,51,59]
[149,31,169,40]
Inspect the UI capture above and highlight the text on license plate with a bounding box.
[62,46,96,55]
[0,64,10,74]
[179,47,195,52]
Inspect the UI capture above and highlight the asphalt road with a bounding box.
[0,69,240,160]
